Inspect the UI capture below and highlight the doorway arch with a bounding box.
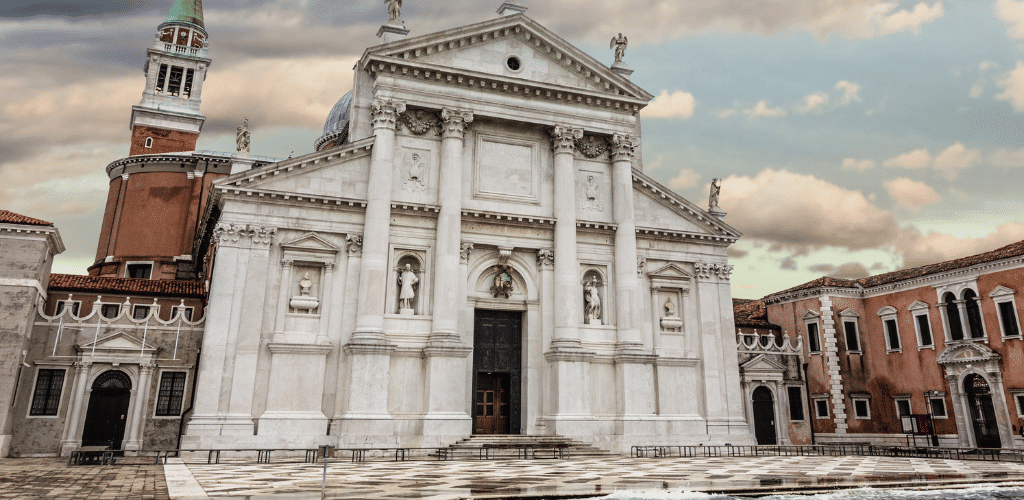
[964,374,1001,448]
[752,386,777,445]
[81,370,132,449]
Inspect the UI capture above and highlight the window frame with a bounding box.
[54,300,81,317]
[812,395,830,419]
[99,302,122,319]
[125,261,154,280]
[908,301,935,350]
[803,311,822,354]
[851,395,871,420]
[990,286,1021,340]
[132,305,152,320]
[154,370,189,418]
[894,396,912,417]
[144,137,153,148]
[28,368,66,417]
[928,393,948,419]
[839,309,862,354]
[878,306,902,353]
[786,385,805,422]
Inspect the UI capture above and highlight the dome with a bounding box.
[323,91,353,136]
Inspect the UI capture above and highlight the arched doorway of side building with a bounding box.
[965,374,1002,449]
[81,370,132,449]
[752,386,778,445]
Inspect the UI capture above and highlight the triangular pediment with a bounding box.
[989,285,1015,298]
[280,232,340,253]
[802,310,820,319]
[908,300,930,311]
[78,330,156,354]
[648,263,694,280]
[937,342,1000,365]
[741,354,786,372]
[632,170,741,241]
[362,14,652,102]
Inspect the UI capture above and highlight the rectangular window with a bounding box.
[100,304,120,319]
[167,66,183,96]
[155,371,187,416]
[814,399,830,419]
[916,314,933,346]
[895,398,911,417]
[1016,394,1024,417]
[788,387,805,421]
[182,68,194,99]
[885,319,901,351]
[807,322,821,353]
[155,64,168,94]
[126,263,152,279]
[853,399,870,419]
[930,397,947,418]
[55,301,80,316]
[30,369,65,416]
[998,301,1020,338]
[133,305,151,320]
[844,321,860,352]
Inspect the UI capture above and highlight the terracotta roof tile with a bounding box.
[0,210,53,226]
[733,299,778,329]
[49,274,205,297]
[771,276,859,296]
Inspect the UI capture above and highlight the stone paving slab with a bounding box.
[0,457,169,500]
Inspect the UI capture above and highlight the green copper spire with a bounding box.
[165,0,204,29]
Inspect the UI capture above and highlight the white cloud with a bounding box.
[642,90,696,119]
[989,147,1024,168]
[996,61,1024,111]
[996,0,1024,38]
[834,80,863,105]
[883,148,932,170]
[932,142,981,180]
[896,222,1024,268]
[744,100,788,118]
[876,2,945,36]
[794,91,830,114]
[883,177,941,211]
[808,2,944,40]
[668,168,702,189]
[979,61,1000,72]
[969,82,985,98]
[842,158,876,171]
[715,108,738,119]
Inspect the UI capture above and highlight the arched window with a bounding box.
[944,292,964,341]
[963,289,985,339]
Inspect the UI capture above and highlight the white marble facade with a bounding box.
[182,12,753,452]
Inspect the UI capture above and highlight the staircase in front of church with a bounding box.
[443,435,614,458]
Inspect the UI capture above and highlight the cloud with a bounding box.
[715,108,738,119]
[719,169,899,253]
[780,257,798,270]
[669,168,702,190]
[745,100,788,118]
[990,147,1024,168]
[895,222,1024,268]
[727,246,749,258]
[996,61,1024,112]
[643,90,696,119]
[883,148,932,170]
[807,1,943,40]
[794,91,830,114]
[996,0,1024,38]
[807,262,870,279]
[834,80,863,105]
[883,178,941,211]
[842,158,876,171]
[932,142,981,180]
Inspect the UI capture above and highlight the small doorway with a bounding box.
[81,371,132,449]
[472,310,522,435]
[752,386,778,445]
[965,374,1002,448]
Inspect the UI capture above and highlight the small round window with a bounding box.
[506,56,522,71]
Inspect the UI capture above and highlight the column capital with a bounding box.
[324,262,336,272]
[281,259,294,268]
[212,222,247,248]
[440,108,474,140]
[537,248,554,268]
[550,125,583,155]
[248,225,277,248]
[74,361,93,372]
[346,234,363,256]
[610,133,640,161]
[370,98,406,130]
[139,363,157,374]
[460,242,474,264]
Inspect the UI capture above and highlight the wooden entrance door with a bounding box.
[965,374,1002,448]
[752,386,778,445]
[81,371,132,449]
[473,310,522,435]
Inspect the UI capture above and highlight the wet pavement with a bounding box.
[0,457,169,499]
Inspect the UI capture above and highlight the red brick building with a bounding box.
[762,240,1024,448]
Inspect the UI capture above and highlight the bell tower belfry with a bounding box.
[129,0,210,155]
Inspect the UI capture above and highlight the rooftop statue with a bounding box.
[610,33,628,63]
[386,0,402,23]
[709,178,721,211]
[236,118,250,153]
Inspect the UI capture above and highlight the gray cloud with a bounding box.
[0,0,160,18]
[726,246,749,258]
[780,257,797,271]
[807,262,870,279]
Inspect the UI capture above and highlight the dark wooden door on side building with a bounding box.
[81,370,132,449]
[752,386,778,445]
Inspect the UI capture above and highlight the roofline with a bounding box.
[0,222,65,254]
[631,168,743,240]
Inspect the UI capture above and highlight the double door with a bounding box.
[472,310,521,435]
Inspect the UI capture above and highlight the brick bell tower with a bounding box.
[90,0,223,281]
[130,0,209,155]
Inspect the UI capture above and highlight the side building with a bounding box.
[763,240,1024,449]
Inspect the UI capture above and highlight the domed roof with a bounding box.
[323,91,353,136]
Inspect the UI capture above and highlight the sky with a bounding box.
[2,0,1023,299]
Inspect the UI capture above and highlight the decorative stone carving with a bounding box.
[578,135,607,158]
[400,109,438,135]
[660,297,683,332]
[694,262,733,281]
[717,264,734,281]
[551,125,583,155]
[398,263,418,314]
[289,272,320,311]
[346,234,363,255]
[236,118,250,153]
[497,246,513,266]
[402,152,427,192]
[610,133,640,161]
[249,225,276,246]
[610,32,628,63]
[709,177,721,211]
[440,108,474,139]
[581,174,602,211]
[637,257,647,276]
[537,248,554,267]
[74,361,93,372]
[139,363,157,374]
[584,277,602,325]
[324,263,335,272]
[386,0,402,23]
[460,242,474,263]
[370,98,406,130]
[212,222,246,246]
[490,265,514,298]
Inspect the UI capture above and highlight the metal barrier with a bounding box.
[629,444,1024,463]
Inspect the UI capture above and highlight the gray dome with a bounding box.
[323,91,353,135]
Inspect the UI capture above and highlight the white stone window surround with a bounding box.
[175,306,195,322]
[989,286,1022,339]
[838,309,862,354]
[926,391,948,419]
[934,279,985,343]
[144,137,153,148]
[1010,389,1024,419]
[96,300,124,320]
[812,394,830,419]
[580,264,611,326]
[851,394,871,420]
[878,306,902,353]
[803,310,822,354]
[907,301,935,350]
[25,365,69,419]
[124,261,154,279]
[893,395,912,417]
[505,53,524,74]
[152,368,190,419]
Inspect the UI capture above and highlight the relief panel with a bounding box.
[474,134,540,205]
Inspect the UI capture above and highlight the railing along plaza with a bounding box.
[630,444,1023,462]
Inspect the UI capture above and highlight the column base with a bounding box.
[333,414,397,447]
[183,414,256,437]
[258,411,330,437]
[59,440,82,457]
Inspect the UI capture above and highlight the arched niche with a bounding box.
[394,252,425,315]
[580,267,607,325]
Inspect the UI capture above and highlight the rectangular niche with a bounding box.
[474,134,539,204]
[288,263,322,315]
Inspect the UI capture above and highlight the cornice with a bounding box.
[220,137,375,189]
[461,209,556,228]
[0,223,65,254]
[214,186,367,213]
[632,170,742,239]
[105,151,235,176]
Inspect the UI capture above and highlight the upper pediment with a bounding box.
[632,169,741,243]
[740,354,786,372]
[361,14,652,111]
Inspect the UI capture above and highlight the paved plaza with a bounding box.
[3,455,1024,499]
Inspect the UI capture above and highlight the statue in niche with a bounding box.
[289,272,319,312]
[398,263,418,313]
[660,295,683,332]
[299,272,312,295]
[582,175,602,211]
[610,33,628,63]
[236,118,250,153]
[664,297,676,317]
[708,178,721,210]
[402,153,426,192]
[585,277,602,325]
[386,0,402,23]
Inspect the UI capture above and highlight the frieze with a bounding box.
[577,135,608,158]
[399,109,438,135]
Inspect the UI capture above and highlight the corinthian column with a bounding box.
[429,108,473,344]
[350,98,405,345]
[550,125,584,349]
[610,134,643,351]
